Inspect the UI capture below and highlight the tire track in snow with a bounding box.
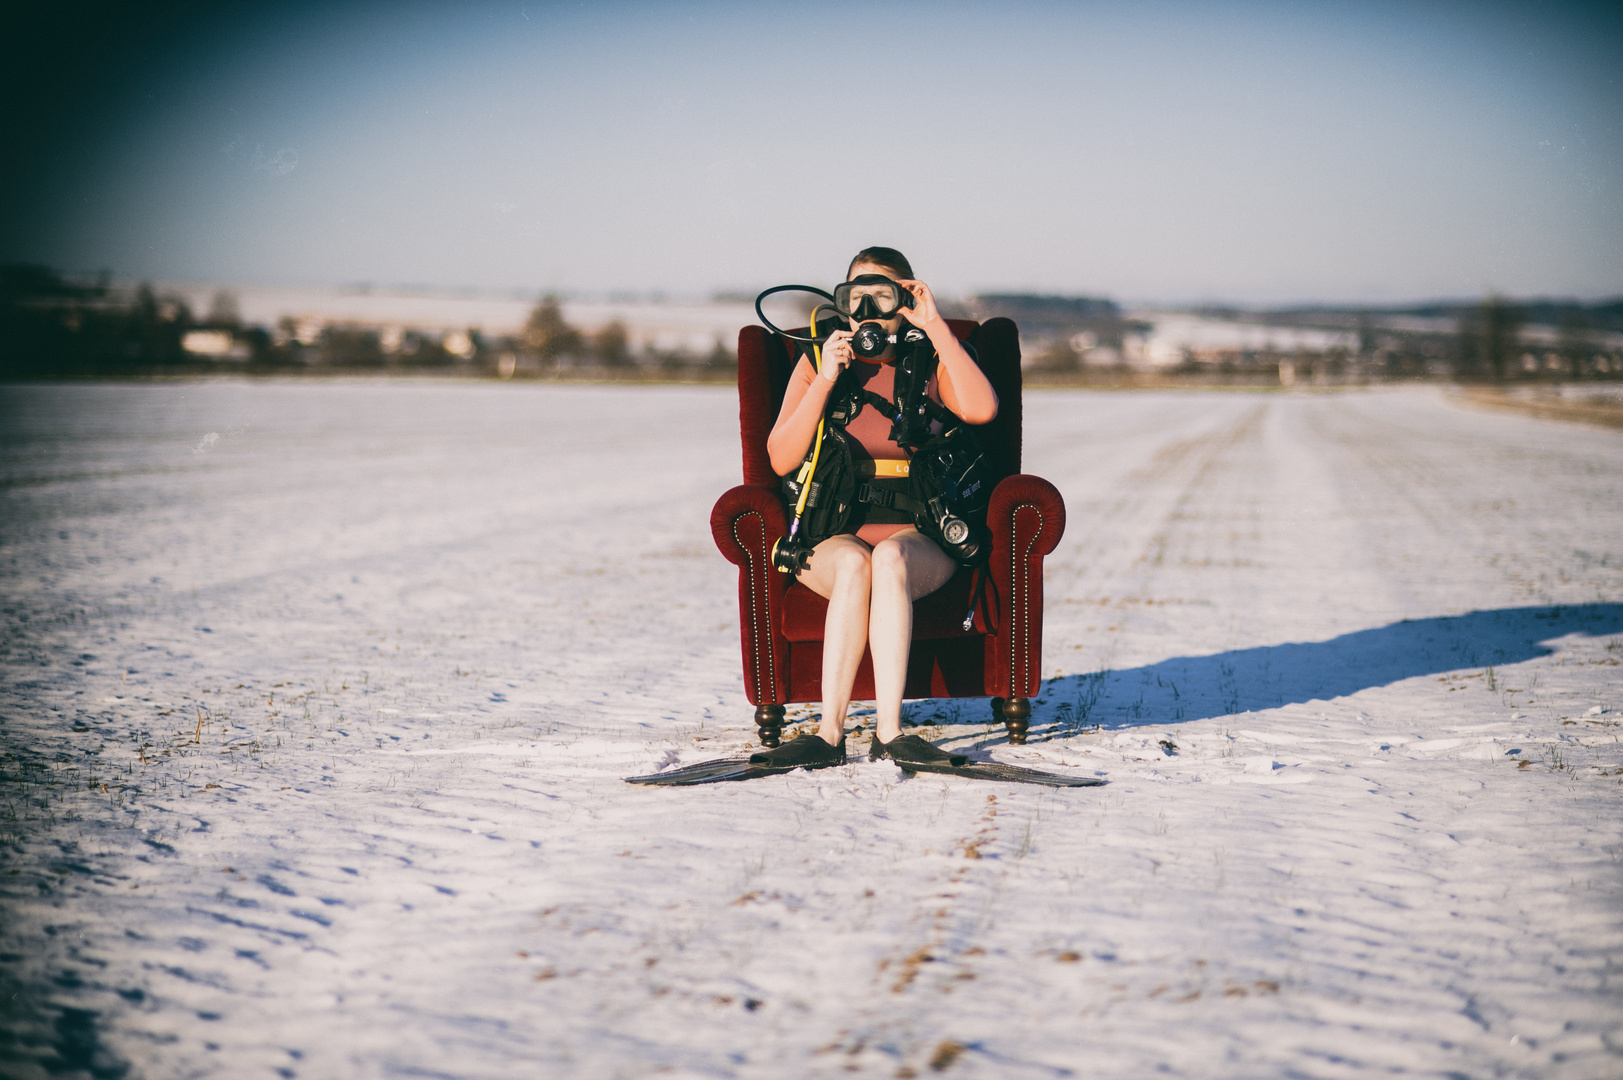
[1038,399,1276,734]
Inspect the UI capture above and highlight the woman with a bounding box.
[759,246,999,769]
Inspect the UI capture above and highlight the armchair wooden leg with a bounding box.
[754,704,785,748]
[997,696,1031,744]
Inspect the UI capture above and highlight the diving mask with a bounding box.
[832,274,916,322]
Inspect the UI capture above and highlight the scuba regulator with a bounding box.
[838,274,916,360]
[754,286,837,575]
[755,274,917,361]
[755,278,906,575]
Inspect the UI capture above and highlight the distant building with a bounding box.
[181,329,249,360]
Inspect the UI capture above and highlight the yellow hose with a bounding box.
[790,310,826,528]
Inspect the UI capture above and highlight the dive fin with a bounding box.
[623,740,850,782]
[891,759,1107,787]
[870,733,1104,787]
[624,757,755,785]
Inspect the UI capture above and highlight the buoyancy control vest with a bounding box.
[781,341,995,565]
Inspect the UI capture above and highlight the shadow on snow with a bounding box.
[1016,603,1623,735]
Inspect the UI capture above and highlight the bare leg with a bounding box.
[868,528,957,743]
[796,536,874,746]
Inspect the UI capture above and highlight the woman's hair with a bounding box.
[847,246,913,281]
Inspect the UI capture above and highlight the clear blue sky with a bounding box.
[4,0,1619,305]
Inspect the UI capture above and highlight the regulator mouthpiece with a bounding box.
[851,322,896,359]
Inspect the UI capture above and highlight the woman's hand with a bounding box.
[896,279,942,329]
[900,278,998,424]
[819,328,855,382]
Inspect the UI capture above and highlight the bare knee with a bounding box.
[870,540,910,592]
[821,540,873,588]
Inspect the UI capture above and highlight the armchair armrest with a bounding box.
[710,484,787,566]
[986,474,1067,700]
[711,484,792,706]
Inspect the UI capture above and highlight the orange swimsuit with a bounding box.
[818,358,942,545]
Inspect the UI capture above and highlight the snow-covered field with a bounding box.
[1,381,1620,1080]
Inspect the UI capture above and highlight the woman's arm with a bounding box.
[898,280,998,424]
[766,329,855,476]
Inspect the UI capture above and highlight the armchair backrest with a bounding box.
[734,317,1023,487]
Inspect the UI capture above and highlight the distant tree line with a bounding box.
[972,289,1623,383]
[7,264,1615,384]
[1244,296,1622,383]
[2,264,201,377]
[0,265,734,379]
[1449,297,1620,382]
[519,296,731,374]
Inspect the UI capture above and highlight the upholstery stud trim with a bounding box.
[731,510,777,702]
[1009,503,1044,697]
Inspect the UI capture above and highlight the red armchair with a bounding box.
[710,317,1065,746]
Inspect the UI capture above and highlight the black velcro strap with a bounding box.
[892,491,926,516]
[857,482,926,516]
[859,388,896,417]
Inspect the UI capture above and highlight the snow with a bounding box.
[1,381,1620,1080]
[1121,312,1359,364]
